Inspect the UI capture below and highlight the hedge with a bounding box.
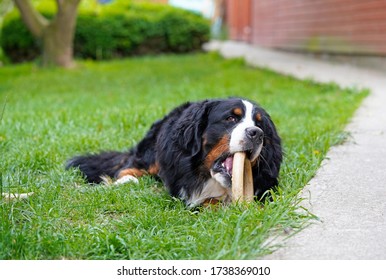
[1,2,210,62]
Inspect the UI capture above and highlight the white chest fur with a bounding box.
[186,178,232,207]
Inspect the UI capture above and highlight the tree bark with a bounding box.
[42,0,80,67]
[13,0,81,68]
[13,0,48,38]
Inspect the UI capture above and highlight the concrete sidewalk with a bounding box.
[205,41,386,259]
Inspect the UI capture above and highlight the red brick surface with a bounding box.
[226,0,252,42]
[226,0,386,55]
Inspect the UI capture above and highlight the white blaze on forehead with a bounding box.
[242,100,255,126]
[229,100,255,153]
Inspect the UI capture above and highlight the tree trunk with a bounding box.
[13,0,80,68]
[42,1,80,68]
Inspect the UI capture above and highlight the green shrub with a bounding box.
[1,2,210,62]
[1,15,40,62]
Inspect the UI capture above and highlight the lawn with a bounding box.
[0,53,366,259]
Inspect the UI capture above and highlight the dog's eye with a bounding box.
[226,116,237,122]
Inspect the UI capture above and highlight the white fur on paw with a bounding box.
[114,175,139,185]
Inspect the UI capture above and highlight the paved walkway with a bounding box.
[205,41,386,259]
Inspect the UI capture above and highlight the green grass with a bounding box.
[0,53,367,259]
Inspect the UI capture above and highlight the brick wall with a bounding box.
[226,0,252,42]
[227,0,386,56]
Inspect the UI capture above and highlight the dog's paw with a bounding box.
[114,175,139,185]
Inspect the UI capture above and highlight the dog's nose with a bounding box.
[245,127,263,141]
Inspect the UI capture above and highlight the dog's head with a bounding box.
[202,98,275,188]
[159,98,282,205]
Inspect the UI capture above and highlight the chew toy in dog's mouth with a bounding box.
[214,151,253,178]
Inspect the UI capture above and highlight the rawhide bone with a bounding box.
[231,152,254,202]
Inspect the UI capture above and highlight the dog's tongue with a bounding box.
[224,156,233,175]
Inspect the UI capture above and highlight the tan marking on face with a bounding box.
[256,113,262,122]
[204,135,230,169]
[233,108,243,117]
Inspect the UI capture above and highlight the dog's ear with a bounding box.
[252,110,283,198]
[175,101,210,156]
[259,112,282,178]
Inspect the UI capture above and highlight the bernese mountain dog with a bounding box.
[66,98,282,206]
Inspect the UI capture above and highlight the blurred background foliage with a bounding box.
[0,0,210,63]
